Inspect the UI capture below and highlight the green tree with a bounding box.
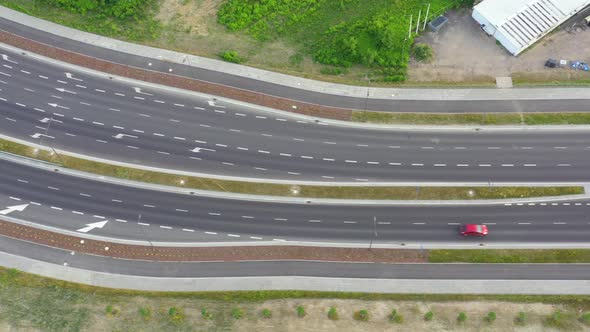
[353,309,369,321]
[515,311,527,325]
[457,312,467,323]
[328,307,338,320]
[296,306,306,318]
[485,311,497,323]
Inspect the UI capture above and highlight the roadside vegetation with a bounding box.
[2,0,476,84]
[217,0,472,82]
[0,138,582,200]
[2,266,590,331]
[352,111,590,125]
[429,249,590,263]
[0,0,160,41]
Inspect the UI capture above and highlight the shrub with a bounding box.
[168,307,185,325]
[328,307,338,320]
[485,311,497,323]
[231,308,243,320]
[138,307,151,321]
[105,304,120,317]
[545,310,562,327]
[353,309,369,321]
[457,312,467,323]
[296,306,306,318]
[413,43,433,62]
[581,312,590,325]
[201,308,213,320]
[262,308,272,319]
[515,311,527,325]
[388,309,403,323]
[220,50,244,64]
[424,311,434,321]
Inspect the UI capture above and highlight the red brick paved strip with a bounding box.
[0,220,427,263]
[0,30,352,121]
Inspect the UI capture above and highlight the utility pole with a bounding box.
[408,15,413,39]
[423,3,431,31]
[416,9,422,34]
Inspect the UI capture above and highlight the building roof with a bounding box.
[474,0,590,54]
[475,0,589,26]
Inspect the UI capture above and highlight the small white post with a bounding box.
[423,3,431,31]
[408,15,413,38]
[416,10,421,34]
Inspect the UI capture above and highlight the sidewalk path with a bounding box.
[1,7,590,116]
[2,236,590,294]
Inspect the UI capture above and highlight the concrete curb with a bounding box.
[2,251,590,293]
[2,6,590,102]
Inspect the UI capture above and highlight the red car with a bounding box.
[460,224,488,236]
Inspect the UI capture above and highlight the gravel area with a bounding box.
[0,30,351,120]
[0,220,427,263]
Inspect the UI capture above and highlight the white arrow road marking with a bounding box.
[133,87,153,96]
[1,54,17,64]
[55,87,77,94]
[76,220,108,233]
[47,103,70,110]
[64,72,83,81]
[30,133,55,139]
[112,133,138,139]
[0,204,29,215]
[191,147,215,153]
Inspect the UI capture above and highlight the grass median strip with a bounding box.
[352,111,590,125]
[429,249,590,263]
[0,138,583,199]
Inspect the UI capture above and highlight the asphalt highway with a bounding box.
[1,48,590,182]
[2,17,590,113]
[2,159,590,244]
[4,235,590,280]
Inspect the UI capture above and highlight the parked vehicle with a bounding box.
[545,58,558,68]
[570,61,590,71]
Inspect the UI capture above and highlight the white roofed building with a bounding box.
[472,0,590,55]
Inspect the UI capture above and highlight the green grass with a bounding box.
[352,111,590,125]
[0,0,161,41]
[0,138,583,200]
[429,249,590,263]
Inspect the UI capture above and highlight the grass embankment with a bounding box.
[429,249,590,263]
[352,111,590,125]
[1,266,590,331]
[0,138,583,199]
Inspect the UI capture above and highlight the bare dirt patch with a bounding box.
[156,0,221,36]
[409,9,590,84]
